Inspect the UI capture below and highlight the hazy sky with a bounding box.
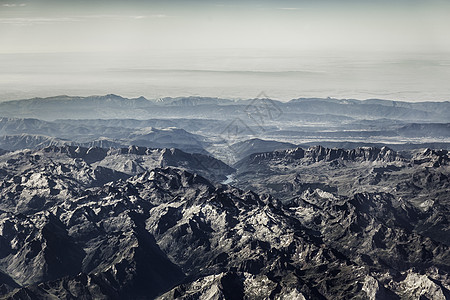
[1,0,449,101]
[1,0,450,53]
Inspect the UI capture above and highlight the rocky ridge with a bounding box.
[236,146,403,169]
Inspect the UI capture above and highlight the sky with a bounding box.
[0,0,449,101]
[1,0,450,54]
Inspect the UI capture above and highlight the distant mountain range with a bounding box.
[0,95,449,122]
[0,118,209,154]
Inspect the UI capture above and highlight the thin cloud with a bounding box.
[278,7,302,10]
[82,14,169,20]
[2,3,26,7]
[150,14,168,18]
[132,15,168,19]
[0,17,80,25]
[0,14,169,26]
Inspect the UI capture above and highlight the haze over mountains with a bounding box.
[0,95,449,163]
[1,94,449,122]
[0,94,449,299]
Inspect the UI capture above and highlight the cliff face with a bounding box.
[237,146,403,167]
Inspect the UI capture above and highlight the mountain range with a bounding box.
[0,95,449,299]
[1,95,449,122]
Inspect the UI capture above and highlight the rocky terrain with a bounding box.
[0,144,447,299]
[233,146,450,247]
[0,95,449,299]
